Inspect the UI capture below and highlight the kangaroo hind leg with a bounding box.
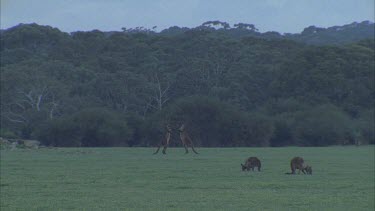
[184,144,189,154]
[162,146,168,154]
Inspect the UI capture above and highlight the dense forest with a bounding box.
[0,21,374,147]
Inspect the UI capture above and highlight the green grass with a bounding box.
[1,146,374,210]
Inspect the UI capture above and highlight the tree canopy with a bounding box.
[1,22,374,147]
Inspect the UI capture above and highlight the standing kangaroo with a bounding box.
[286,157,312,175]
[179,124,199,154]
[153,125,172,154]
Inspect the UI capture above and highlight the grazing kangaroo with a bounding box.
[241,157,261,171]
[153,125,172,154]
[178,124,199,154]
[285,157,312,175]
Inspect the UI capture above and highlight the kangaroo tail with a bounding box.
[191,145,199,154]
[153,146,161,154]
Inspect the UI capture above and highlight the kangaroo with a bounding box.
[285,157,312,175]
[241,157,261,171]
[178,124,199,154]
[153,125,172,154]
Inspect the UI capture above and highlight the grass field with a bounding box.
[0,146,374,210]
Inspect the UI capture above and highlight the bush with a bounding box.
[232,112,274,147]
[355,109,375,144]
[0,128,18,139]
[269,120,294,146]
[36,108,132,147]
[292,104,353,146]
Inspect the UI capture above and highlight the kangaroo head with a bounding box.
[241,163,247,171]
[166,125,172,132]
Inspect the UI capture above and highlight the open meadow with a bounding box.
[0,146,374,210]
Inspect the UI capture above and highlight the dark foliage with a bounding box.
[35,108,131,147]
[1,23,374,146]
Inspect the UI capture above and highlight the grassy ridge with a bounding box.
[1,147,374,210]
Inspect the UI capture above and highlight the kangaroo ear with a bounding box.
[241,163,244,167]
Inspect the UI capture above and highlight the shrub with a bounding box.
[36,108,131,147]
[292,104,353,146]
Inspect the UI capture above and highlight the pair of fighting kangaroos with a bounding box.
[241,156,312,174]
[153,124,199,154]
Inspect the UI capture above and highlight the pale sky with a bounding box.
[1,0,374,33]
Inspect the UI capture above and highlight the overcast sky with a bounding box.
[1,0,374,33]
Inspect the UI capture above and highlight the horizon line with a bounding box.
[1,19,374,34]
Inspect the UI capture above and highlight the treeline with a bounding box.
[159,20,375,45]
[0,23,374,147]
